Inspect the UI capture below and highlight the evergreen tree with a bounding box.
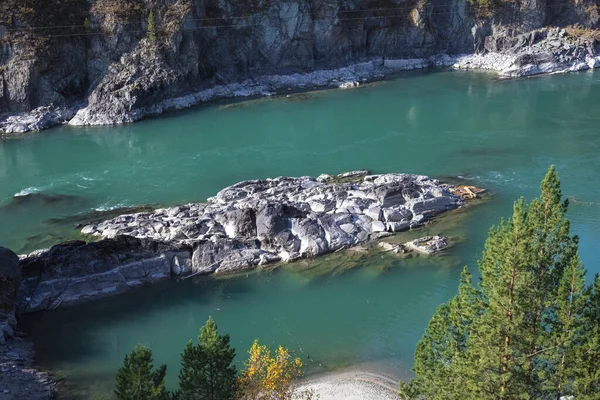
[115,345,168,400]
[400,166,598,399]
[84,17,92,33]
[147,11,156,41]
[179,316,237,400]
[571,275,600,398]
[400,268,482,399]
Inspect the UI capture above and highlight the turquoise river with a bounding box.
[1,70,600,399]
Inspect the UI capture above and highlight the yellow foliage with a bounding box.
[239,340,304,400]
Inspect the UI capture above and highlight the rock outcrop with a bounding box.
[18,171,466,312]
[18,237,192,312]
[454,27,600,77]
[0,247,20,345]
[1,0,598,133]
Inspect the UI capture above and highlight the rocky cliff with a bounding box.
[0,0,599,132]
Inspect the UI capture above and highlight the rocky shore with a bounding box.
[0,247,56,399]
[454,27,600,77]
[0,55,452,134]
[0,338,56,400]
[15,171,468,313]
[2,25,599,134]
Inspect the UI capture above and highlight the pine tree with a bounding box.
[147,11,156,41]
[400,268,483,400]
[115,345,168,400]
[179,316,237,400]
[83,17,92,33]
[401,166,598,399]
[571,275,600,398]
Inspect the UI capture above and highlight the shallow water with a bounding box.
[3,69,600,398]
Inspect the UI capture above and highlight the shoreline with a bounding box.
[2,25,599,135]
[0,337,57,399]
[0,56,449,135]
[295,368,401,400]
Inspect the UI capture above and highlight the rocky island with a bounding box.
[13,171,476,314]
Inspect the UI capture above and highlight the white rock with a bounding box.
[338,81,359,89]
[588,56,600,69]
[371,221,387,232]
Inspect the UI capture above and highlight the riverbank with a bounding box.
[0,338,56,399]
[2,27,598,135]
[295,369,400,400]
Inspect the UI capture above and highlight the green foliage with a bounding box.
[115,345,168,400]
[401,166,600,399]
[147,11,157,41]
[179,316,238,400]
[84,17,92,33]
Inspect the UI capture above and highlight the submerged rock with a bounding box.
[377,242,405,254]
[404,236,450,255]
[2,192,87,212]
[20,171,467,312]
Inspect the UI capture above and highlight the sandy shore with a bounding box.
[295,370,400,400]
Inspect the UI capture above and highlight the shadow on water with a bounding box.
[20,275,257,364]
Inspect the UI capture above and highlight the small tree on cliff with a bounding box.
[147,11,156,41]
[399,166,600,399]
[179,316,238,400]
[115,345,168,400]
[83,17,92,33]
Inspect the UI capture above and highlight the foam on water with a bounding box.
[13,187,41,197]
[94,202,133,212]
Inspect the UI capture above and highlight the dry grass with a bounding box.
[91,0,143,20]
[565,25,600,41]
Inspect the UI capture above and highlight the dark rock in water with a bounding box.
[19,172,470,312]
[0,247,20,344]
[45,204,158,229]
[18,236,192,313]
[2,192,88,212]
[11,192,80,204]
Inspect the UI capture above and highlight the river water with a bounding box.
[2,70,600,398]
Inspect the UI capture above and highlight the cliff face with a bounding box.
[0,0,598,125]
